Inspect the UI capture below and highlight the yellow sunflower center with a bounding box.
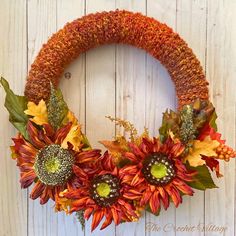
[34,144,74,186]
[45,157,61,173]
[96,182,111,197]
[91,174,120,207]
[142,153,176,186]
[151,163,167,179]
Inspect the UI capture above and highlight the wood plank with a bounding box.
[84,1,116,235]
[1,1,236,236]
[57,0,86,235]
[146,1,177,236]
[27,1,58,235]
[0,0,28,236]
[175,1,207,235]
[115,1,146,236]
[205,1,236,236]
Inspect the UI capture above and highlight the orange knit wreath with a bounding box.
[25,10,208,108]
[1,10,235,231]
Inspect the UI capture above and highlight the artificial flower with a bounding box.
[11,120,100,205]
[119,136,195,214]
[62,152,140,231]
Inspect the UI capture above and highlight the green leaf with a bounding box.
[209,111,218,131]
[186,162,218,190]
[81,133,92,151]
[47,83,68,129]
[0,77,29,140]
[159,109,180,142]
[193,100,216,131]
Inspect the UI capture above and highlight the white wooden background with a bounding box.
[0,0,235,236]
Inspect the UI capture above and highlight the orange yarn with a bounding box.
[25,10,209,108]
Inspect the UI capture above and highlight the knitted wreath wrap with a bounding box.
[1,10,235,231]
[25,10,208,108]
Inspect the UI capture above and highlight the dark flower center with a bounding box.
[34,144,74,186]
[90,174,120,207]
[142,153,176,186]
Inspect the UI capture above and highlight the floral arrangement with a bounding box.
[1,10,235,231]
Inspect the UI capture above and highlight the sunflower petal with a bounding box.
[111,207,120,225]
[27,121,45,148]
[54,122,72,144]
[30,181,45,200]
[149,190,160,213]
[100,212,113,230]
[157,186,169,210]
[173,179,194,196]
[73,165,88,181]
[20,170,36,188]
[166,185,182,207]
[40,187,51,204]
[140,189,152,206]
[91,210,104,231]
[84,207,94,219]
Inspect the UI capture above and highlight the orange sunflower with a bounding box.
[119,137,196,214]
[62,152,140,231]
[12,120,100,205]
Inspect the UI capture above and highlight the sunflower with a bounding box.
[11,120,100,205]
[119,137,196,214]
[62,152,140,231]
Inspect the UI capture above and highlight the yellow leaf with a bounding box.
[24,99,48,125]
[62,110,78,126]
[100,140,125,153]
[61,125,82,151]
[184,136,220,167]
[168,130,181,143]
[100,137,129,165]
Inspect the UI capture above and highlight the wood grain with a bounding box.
[175,2,207,235]
[146,1,177,236]
[0,0,235,235]
[205,1,236,236]
[57,0,86,235]
[27,1,58,235]
[0,1,28,236]
[84,0,116,235]
[115,0,147,235]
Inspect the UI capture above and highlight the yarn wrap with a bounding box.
[25,10,209,108]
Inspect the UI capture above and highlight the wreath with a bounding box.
[1,10,235,231]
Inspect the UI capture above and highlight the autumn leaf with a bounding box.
[184,136,220,167]
[62,110,78,126]
[0,77,29,140]
[61,125,83,151]
[100,139,125,153]
[186,162,218,190]
[24,99,48,125]
[100,137,129,166]
[159,109,180,142]
[201,156,223,178]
